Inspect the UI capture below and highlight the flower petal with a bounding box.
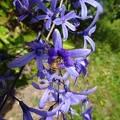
[80,86,97,95]
[80,1,87,19]
[84,36,95,51]
[8,51,36,68]
[45,18,52,31]
[32,82,47,90]
[61,4,66,17]
[38,1,51,14]
[30,15,49,24]
[29,0,40,8]
[69,49,91,58]
[19,101,33,120]
[85,0,103,13]
[29,101,64,117]
[65,67,79,77]
[64,11,76,20]
[23,0,29,9]
[88,25,96,36]
[39,88,50,109]
[65,21,76,31]
[70,95,79,105]
[52,29,62,49]
[73,1,80,8]
[18,14,28,21]
[62,98,70,113]
[62,24,68,40]
[54,18,62,25]
[51,0,57,12]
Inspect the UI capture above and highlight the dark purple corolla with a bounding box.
[54,4,77,40]
[30,0,61,31]
[73,0,103,20]
[0,70,14,89]
[48,29,91,77]
[8,38,48,72]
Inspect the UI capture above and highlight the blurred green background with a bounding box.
[0,0,120,120]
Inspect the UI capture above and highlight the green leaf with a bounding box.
[63,40,75,49]
[0,25,9,34]
[0,17,8,25]
[0,25,9,44]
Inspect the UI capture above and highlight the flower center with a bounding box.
[36,49,43,56]
[62,18,65,23]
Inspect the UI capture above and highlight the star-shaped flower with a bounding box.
[48,29,91,77]
[8,38,48,71]
[54,4,76,40]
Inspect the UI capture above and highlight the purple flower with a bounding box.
[74,0,103,19]
[29,101,64,117]
[81,99,93,120]
[13,0,40,21]
[32,72,68,109]
[57,90,87,114]
[54,4,76,40]
[30,0,61,31]
[75,58,89,77]
[77,10,101,51]
[0,70,14,89]
[19,101,64,119]
[73,86,98,95]
[48,29,91,77]
[13,0,30,21]
[8,39,48,71]
[83,26,96,51]
[82,106,93,120]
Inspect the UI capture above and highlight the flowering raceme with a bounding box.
[0,0,103,119]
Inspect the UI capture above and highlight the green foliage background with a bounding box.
[0,0,120,119]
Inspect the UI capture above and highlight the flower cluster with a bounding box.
[0,0,103,119]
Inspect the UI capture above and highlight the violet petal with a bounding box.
[8,51,36,68]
